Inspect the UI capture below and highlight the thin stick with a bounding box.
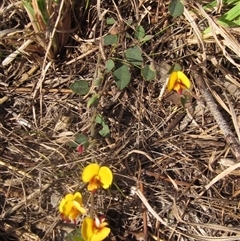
[0,87,73,93]
[192,68,240,162]
[139,181,148,241]
[1,183,51,219]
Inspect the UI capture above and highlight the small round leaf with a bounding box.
[70,80,89,95]
[125,46,143,66]
[106,17,115,25]
[103,34,118,46]
[113,63,131,90]
[141,65,156,81]
[169,0,184,17]
[105,59,115,73]
[135,25,145,40]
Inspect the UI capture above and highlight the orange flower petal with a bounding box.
[177,71,191,89]
[81,217,110,241]
[59,193,73,212]
[167,71,191,93]
[91,227,111,241]
[59,193,86,220]
[87,177,100,191]
[62,201,74,217]
[82,163,100,183]
[173,82,181,92]
[59,199,67,213]
[99,166,113,189]
[68,207,80,220]
[73,200,87,214]
[99,221,108,228]
[81,217,95,241]
[167,71,178,91]
[73,192,83,204]
[64,193,74,201]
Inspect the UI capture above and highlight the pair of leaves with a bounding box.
[135,25,153,42]
[106,46,143,90]
[107,46,143,70]
[106,46,155,89]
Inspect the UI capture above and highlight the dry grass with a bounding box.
[0,0,240,240]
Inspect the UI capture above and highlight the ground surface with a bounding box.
[0,0,240,241]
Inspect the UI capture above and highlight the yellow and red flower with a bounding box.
[59,192,86,221]
[167,71,191,94]
[81,216,110,241]
[82,163,113,191]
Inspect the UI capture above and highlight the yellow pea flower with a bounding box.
[81,216,110,241]
[82,163,113,191]
[59,192,87,221]
[167,71,191,94]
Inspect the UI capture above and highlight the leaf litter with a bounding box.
[0,0,240,240]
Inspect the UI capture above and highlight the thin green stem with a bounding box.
[90,192,95,218]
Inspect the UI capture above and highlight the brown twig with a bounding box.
[192,67,240,162]
[0,87,73,93]
[144,170,191,187]
[139,181,148,241]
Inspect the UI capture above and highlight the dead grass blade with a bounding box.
[0,159,33,180]
[183,5,206,60]
[196,3,240,70]
[2,39,33,66]
[205,161,240,190]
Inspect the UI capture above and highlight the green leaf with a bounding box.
[75,134,89,148]
[37,0,49,24]
[93,78,102,87]
[204,0,239,10]
[65,229,84,241]
[217,2,240,27]
[23,1,36,22]
[106,17,115,25]
[203,1,240,33]
[105,59,115,73]
[140,35,154,42]
[103,34,118,46]
[87,94,99,108]
[70,80,89,95]
[68,133,89,148]
[95,114,110,137]
[99,124,110,137]
[126,19,133,25]
[141,64,156,81]
[125,46,143,66]
[113,63,131,90]
[168,63,182,74]
[169,0,184,17]
[135,25,145,40]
